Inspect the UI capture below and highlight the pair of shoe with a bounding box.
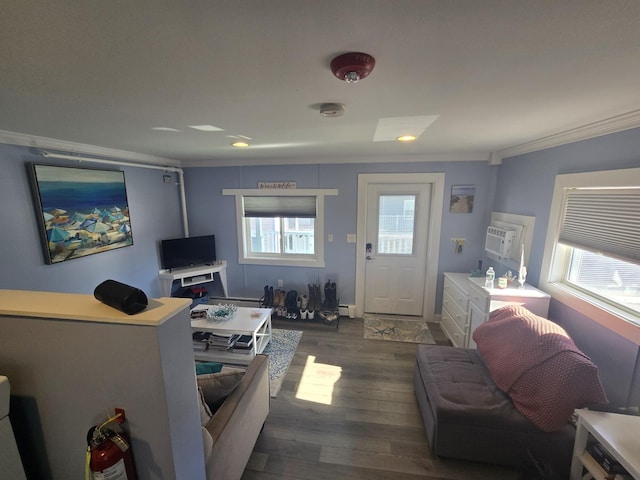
[318,310,339,323]
[305,283,323,312]
[297,294,308,310]
[260,286,274,307]
[323,280,338,310]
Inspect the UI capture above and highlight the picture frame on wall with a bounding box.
[28,163,134,264]
[449,185,475,213]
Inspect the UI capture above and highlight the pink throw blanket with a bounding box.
[473,305,607,431]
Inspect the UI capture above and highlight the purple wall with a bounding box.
[183,160,496,304]
[494,127,640,408]
[0,144,184,297]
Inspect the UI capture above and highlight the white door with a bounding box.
[364,183,431,315]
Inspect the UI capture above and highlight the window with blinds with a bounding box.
[557,186,640,319]
[222,188,337,268]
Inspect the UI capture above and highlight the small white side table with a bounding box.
[158,261,228,297]
[570,409,640,480]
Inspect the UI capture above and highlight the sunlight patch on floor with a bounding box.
[295,355,342,405]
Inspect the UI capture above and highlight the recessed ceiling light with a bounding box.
[188,125,224,132]
[231,141,249,148]
[373,115,439,142]
[396,135,417,142]
[152,127,181,132]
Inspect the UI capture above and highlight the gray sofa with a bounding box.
[200,354,270,480]
[414,305,608,477]
[413,345,575,475]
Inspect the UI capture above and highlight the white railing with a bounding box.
[379,214,414,233]
[257,231,314,254]
[378,234,413,254]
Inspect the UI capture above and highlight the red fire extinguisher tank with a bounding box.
[87,427,137,480]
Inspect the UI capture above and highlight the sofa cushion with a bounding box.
[415,345,542,431]
[197,368,246,413]
[197,386,213,426]
[195,361,224,375]
[473,305,607,432]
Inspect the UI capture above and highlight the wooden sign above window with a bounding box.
[258,181,296,190]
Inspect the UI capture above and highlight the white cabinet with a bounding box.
[441,273,470,347]
[570,409,640,480]
[441,272,551,348]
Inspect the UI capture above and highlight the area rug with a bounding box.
[262,329,302,397]
[363,315,435,344]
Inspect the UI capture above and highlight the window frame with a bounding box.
[222,188,338,268]
[540,167,640,343]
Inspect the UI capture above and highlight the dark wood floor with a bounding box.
[242,317,520,480]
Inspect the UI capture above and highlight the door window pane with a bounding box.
[377,195,415,254]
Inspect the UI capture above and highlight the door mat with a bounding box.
[262,329,302,397]
[363,315,435,344]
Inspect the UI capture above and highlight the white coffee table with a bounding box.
[190,305,272,365]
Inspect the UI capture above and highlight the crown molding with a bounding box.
[0,130,181,167]
[180,152,489,168]
[496,109,640,160]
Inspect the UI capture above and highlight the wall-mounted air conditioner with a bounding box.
[485,225,518,259]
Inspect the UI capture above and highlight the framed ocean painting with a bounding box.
[29,163,134,264]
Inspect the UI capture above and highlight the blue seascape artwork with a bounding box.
[31,164,134,264]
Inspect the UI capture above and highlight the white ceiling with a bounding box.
[2,1,640,167]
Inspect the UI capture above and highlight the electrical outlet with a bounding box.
[328,234,333,242]
[277,279,283,287]
[451,238,466,254]
[347,234,356,243]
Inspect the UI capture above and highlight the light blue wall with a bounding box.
[3,127,640,406]
[494,126,640,407]
[1,143,496,306]
[183,160,496,305]
[0,144,184,297]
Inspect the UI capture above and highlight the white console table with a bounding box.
[570,409,640,479]
[159,261,228,297]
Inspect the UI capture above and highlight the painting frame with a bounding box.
[449,184,475,213]
[28,163,134,264]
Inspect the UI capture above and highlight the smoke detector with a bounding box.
[330,52,376,83]
[319,103,345,118]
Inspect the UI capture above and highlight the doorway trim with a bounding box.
[354,173,445,320]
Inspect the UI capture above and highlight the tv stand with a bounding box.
[159,261,227,297]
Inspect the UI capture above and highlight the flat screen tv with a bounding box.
[160,235,216,270]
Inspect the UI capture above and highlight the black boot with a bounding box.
[260,285,270,307]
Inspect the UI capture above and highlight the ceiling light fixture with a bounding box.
[152,127,181,132]
[319,103,345,117]
[231,141,249,148]
[330,52,375,84]
[188,125,224,132]
[396,135,417,142]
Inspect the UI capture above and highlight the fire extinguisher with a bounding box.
[86,410,137,480]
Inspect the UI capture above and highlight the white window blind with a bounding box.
[242,196,316,218]
[558,188,640,264]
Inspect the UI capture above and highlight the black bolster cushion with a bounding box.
[94,279,148,315]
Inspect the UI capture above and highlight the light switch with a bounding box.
[328,234,334,242]
[347,234,356,243]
